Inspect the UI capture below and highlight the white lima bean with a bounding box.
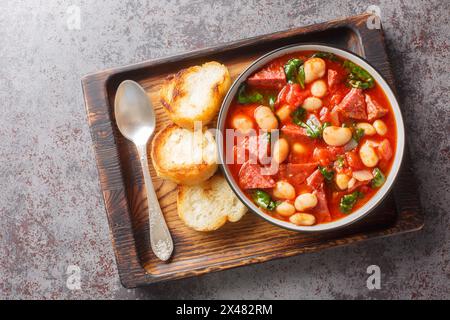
[302,97,323,111]
[359,142,379,167]
[275,104,292,122]
[310,79,327,97]
[289,213,316,226]
[254,106,278,130]
[335,173,351,190]
[304,57,326,84]
[356,122,376,136]
[373,119,387,136]
[272,138,289,163]
[276,201,296,217]
[294,193,318,211]
[232,114,254,134]
[273,180,296,200]
[323,126,352,146]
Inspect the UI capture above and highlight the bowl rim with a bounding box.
[216,43,405,232]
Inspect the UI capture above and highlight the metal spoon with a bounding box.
[114,80,173,261]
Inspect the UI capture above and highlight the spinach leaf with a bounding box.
[335,155,345,168]
[318,165,334,181]
[267,200,277,211]
[348,79,373,89]
[353,127,365,143]
[237,84,263,104]
[339,191,364,214]
[297,64,306,89]
[371,168,386,188]
[344,61,373,81]
[297,117,329,139]
[284,58,302,83]
[322,122,331,130]
[312,52,339,62]
[284,58,305,88]
[299,116,323,139]
[291,107,306,126]
[343,61,375,89]
[252,190,277,211]
[268,95,276,111]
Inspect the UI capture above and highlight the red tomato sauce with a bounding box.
[224,51,397,226]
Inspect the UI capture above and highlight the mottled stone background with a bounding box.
[0,0,448,299]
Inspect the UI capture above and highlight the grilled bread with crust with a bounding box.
[177,174,247,231]
[159,61,231,129]
[151,123,218,185]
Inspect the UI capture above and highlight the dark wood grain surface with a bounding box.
[81,14,423,288]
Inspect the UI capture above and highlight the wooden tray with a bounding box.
[81,14,423,288]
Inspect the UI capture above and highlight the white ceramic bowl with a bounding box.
[217,44,405,232]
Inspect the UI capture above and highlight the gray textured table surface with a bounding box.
[0,0,448,300]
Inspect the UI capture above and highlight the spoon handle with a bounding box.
[137,144,174,261]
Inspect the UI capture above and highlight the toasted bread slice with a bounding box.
[160,61,231,129]
[177,174,247,231]
[151,123,218,185]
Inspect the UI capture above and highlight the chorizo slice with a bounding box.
[278,162,319,187]
[306,169,324,190]
[319,107,340,126]
[247,64,286,89]
[335,88,367,120]
[235,134,271,165]
[366,94,388,121]
[281,124,309,139]
[311,184,331,223]
[327,69,343,88]
[238,161,276,189]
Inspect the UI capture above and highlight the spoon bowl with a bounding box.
[115,80,155,145]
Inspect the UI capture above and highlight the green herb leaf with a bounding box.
[348,79,373,89]
[284,58,304,85]
[300,116,323,139]
[344,61,373,81]
[322,122,331,130]
[297,65,305,89]
[297,117,330,139]
[291,107,306,126]
[335,155,345,168]
[339,191,364,214]
[238,84,263,104]
[318,165,334,181]
[252,190,277,211]
[268,95,276,111]
[371,168,386,188]
[312,52,339,62]
[343,61,375,90]
[353,127,365,143]
[267,200,277,211]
